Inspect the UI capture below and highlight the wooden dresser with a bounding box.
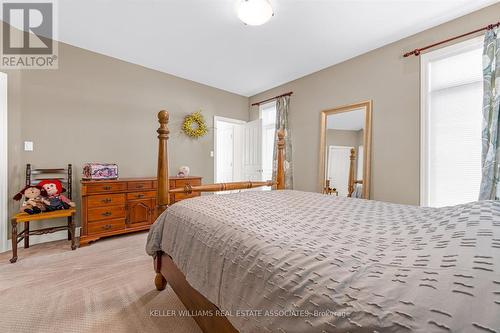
[80,176,202,246]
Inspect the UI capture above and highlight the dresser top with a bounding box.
[81,176,202,184]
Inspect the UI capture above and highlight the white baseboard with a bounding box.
[0,227,81,253]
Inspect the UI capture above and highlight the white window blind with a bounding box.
[421,37,483,207]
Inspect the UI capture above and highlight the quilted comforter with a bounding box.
[146,190,500,333]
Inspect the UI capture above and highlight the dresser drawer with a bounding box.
[86,182,126,194]
[88,205,126,222]
[128,181,153,191]
[171,178,202,203]
[87,193,125,207]
[174,192,200,202]
[174,178,202,188]
[87,218,125,235]
[127,191,156,200]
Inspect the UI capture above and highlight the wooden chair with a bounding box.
[10,164,76,263]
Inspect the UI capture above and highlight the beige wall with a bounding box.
[249,2,500,205]
[326,129,363,149]
[3,41,248,230]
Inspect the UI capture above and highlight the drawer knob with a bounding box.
[102,224,112,230]
[102,212,112,217]
[102,198,112,203]
[136,185,144,189]
[103,186,112,190]
[137,194,145,198]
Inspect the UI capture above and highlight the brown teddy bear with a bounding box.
[13,185,47,215]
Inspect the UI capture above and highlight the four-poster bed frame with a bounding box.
[153,110,286,333]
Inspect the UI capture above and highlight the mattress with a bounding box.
[146,190,500,333]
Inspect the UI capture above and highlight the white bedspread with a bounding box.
[146,190,500,333]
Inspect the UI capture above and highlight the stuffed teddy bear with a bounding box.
[13,185,46,215]
[38,179,76,211]
[176,166,190,177]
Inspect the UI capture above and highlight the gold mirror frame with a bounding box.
[318,100,372,199]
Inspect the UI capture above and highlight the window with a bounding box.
[421,36,483,207]
[260,102,277,181]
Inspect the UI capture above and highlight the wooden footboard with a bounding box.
[153,110,286,333]
[155,252,238,333]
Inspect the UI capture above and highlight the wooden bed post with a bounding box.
[155,110,169,291]
[276,129,286,190]
[348,148,356,197]
[157,110,170,213]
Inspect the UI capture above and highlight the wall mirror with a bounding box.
[319,101,372,199]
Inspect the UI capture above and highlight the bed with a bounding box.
[147,111,500,333]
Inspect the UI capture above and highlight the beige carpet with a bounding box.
[0,232,201,333]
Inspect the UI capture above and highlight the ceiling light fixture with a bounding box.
[237,0,274,26]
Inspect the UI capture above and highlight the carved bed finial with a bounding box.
[277,129,285,146]
[157,110,170,138]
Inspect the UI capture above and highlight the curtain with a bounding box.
[479,28,500,200]
[272,95,293,189]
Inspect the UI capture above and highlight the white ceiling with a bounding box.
[327,108,365,130]
[56,0,498,96]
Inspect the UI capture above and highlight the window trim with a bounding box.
[419,35,484,206]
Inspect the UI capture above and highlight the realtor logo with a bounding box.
[1,0,58,69]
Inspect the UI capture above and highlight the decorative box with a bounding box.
[82,163,119,180]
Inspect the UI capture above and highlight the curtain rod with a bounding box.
[251,92,293,106]
[403,21,499,57]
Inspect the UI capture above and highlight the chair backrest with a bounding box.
[26,164,73,200]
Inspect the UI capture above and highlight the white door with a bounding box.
[242,119,263,181]
[216,122,234,183]
[214,117,245,183]
[0,73,7,252]
[327,146,352,197]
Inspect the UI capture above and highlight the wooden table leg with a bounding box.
[24,221,30,248]
[68,216,77,250]
[10,220,18,263]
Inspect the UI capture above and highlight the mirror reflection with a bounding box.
[320,102,371,199]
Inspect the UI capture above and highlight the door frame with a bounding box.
[213,116,246,183]
[0,72,7,253]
